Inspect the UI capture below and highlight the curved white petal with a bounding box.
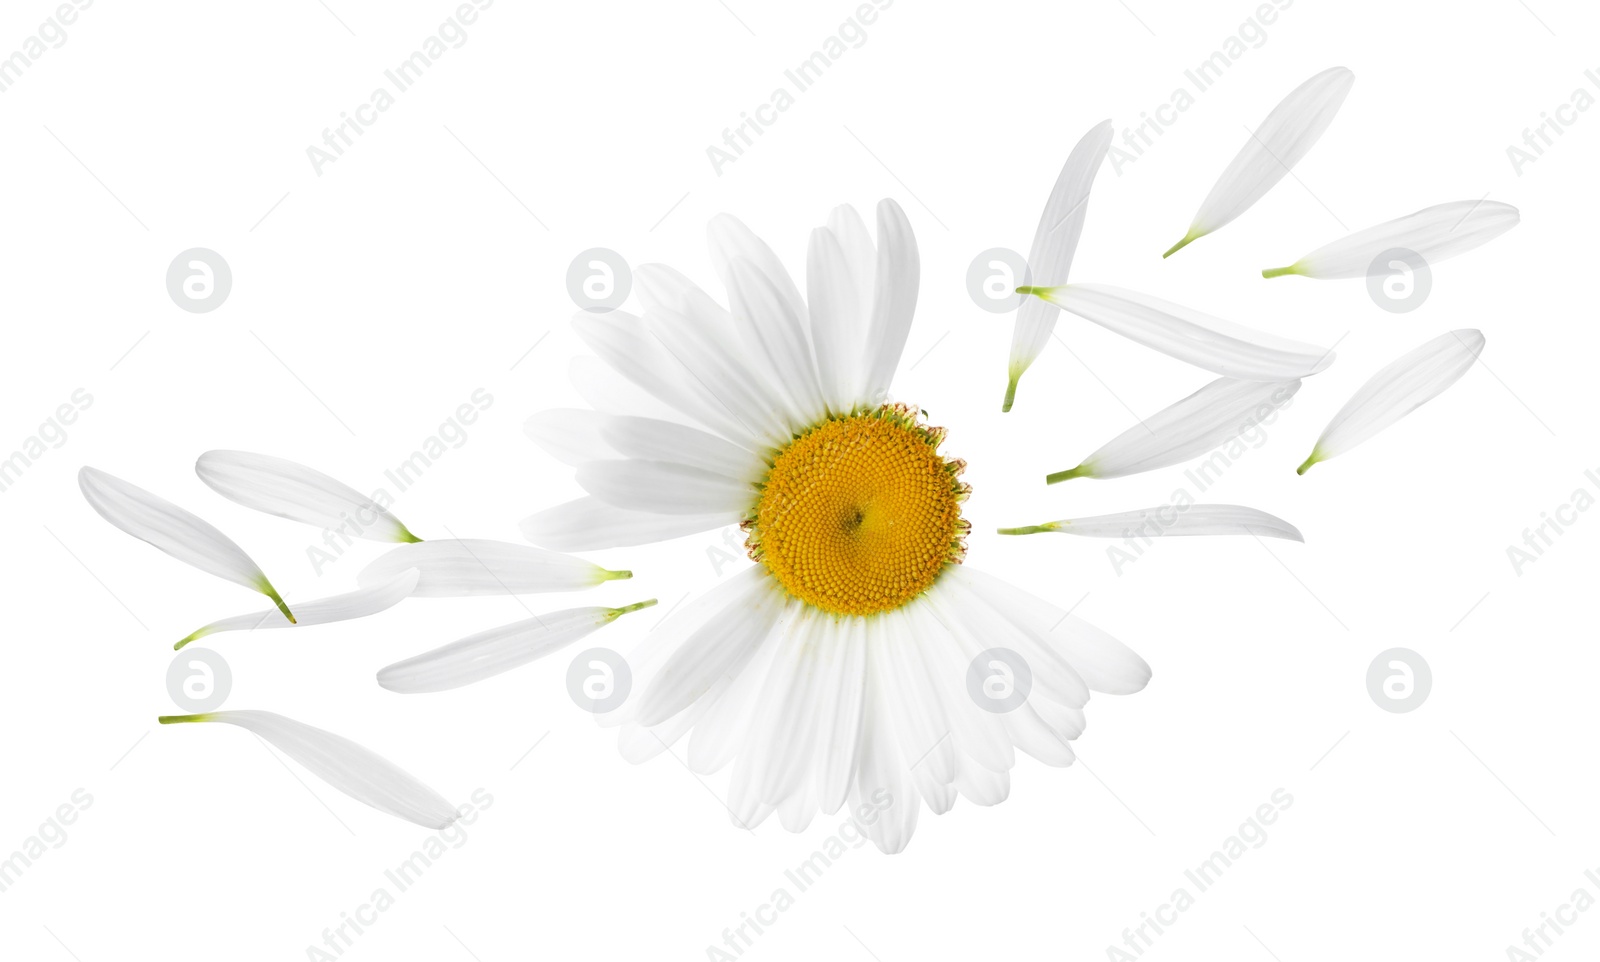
[1299,329,1485,474]
[524,409,619,466]
[851,678,919,854]
[707,213,808,329]
[159,710,458,828]
[810,616,867,814]
[520,497,738,552]
[569,355,696,427]
[725,256,828,425]
[599,415,767,483]
[1006,119,1114,411]
[177,569,420,649]
[1264,200,1520,279]
[357,539,625,596]
[1166,66,1355,256]
[196,450,418,544]
[861,199,920,402]
[576,459,757,516]
[1001,505,1303,542]
[377,601,652,693]
[78,467,295,622]
[1038,284,1335,380]
[828,204,877,325]
[1049,377,1300,481]
[808,226,865,415]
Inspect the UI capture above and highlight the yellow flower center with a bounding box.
[746,404,969,617]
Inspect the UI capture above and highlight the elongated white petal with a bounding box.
[725,256,829,425]
[828,204,877,327]
[1263,200,1520,279]
[377,600,654,693]
[1299,329,1484,474]
[357,539,627,596]
[524,409,619,466]
[196,450,419,544]
[158,710,458,828]
[1049,377,1300,482]
[808,225,865,415]
[634,573,787,727]
[1034,284,1335,380]
[520,497,738,552]
[78,467,295,622]
[860,199,920,402]
[1166,66,1355,256]
[1006,120,1114,412]
[1000,505,1303,542]
[176,570,420,649]
[576,459,756,516]
[599,415,767,483]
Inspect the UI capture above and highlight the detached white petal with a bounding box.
[1165,66,1354,256]
[1050,377,1300,482]
[1000,505,1303,541]
[175,570,419,650]
[520,497,738,552]
[377,599,655,693]
[1263,200,1520,279]
[196,450,420,543]
[1031,284,1335,380]
[357,539,628,596]
[1006,119,1114,412]
[158,710,459,828]
[78,467,295,623]
[1298,329,1485,474]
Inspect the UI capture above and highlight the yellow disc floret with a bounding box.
[746,404,969,617]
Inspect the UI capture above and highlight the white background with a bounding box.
[2,0,1596,959]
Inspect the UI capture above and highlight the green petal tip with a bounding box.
[1162,230,1201,258]
[259,581,296,624]
[1002,373,1020,413]
[602,568,633,581]
[1045,465,1092,485]
[1262,265,1298,279]
[158,713,212,725]
[1295,453,1319,475]
[997,523,1060,536]
[609,598,658,618]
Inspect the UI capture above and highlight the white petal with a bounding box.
[599,415,767,483]
[1001,505,1303,542]
[706,213,808,329]
[160,710,458,828]
[1048,377,1301,481]
[1264,200,1520,279]
[686,617,787,774]
[357,539,625,596]
[1166,66,1355,256]
[377,601,652,693]
[78,467,296,623]
[196,450,419,544]
[809,616,867,814]
[851,682,919,854]
[1036,284,1335,380]
[634,572,787,727]
[827,204,877,339]
[1299,329,1485,474]
[570,355,695,427]
[576,459,757,516]
[520,497,738,552]
[725,256,829,425]
[1006,120,1114,412]
[807,226,865,414]
[860,199,921,402]
[177,570,419,649]
[524,409,619,466]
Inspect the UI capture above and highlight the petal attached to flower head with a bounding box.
[356,539,627,596]
[157,709,459,828]
[1262,200,1520,279]
[999,505,1303,541]
[1005,119,1114,412]
[376,600,654,694]
[1298,329,1485,474]
[1047,377,1300,482]
[524,409,619,466]
[1165,66,1355,256]
[861,199,921,402]
[725,256,829,426]
[176,569,419,649]
[576,459,757,516]
[598,414,767,483]
[519,497,739,552]
[196,450,420,543]
[1033,284,1335,381]
[78,466,295,623]
[808,225,866,415]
